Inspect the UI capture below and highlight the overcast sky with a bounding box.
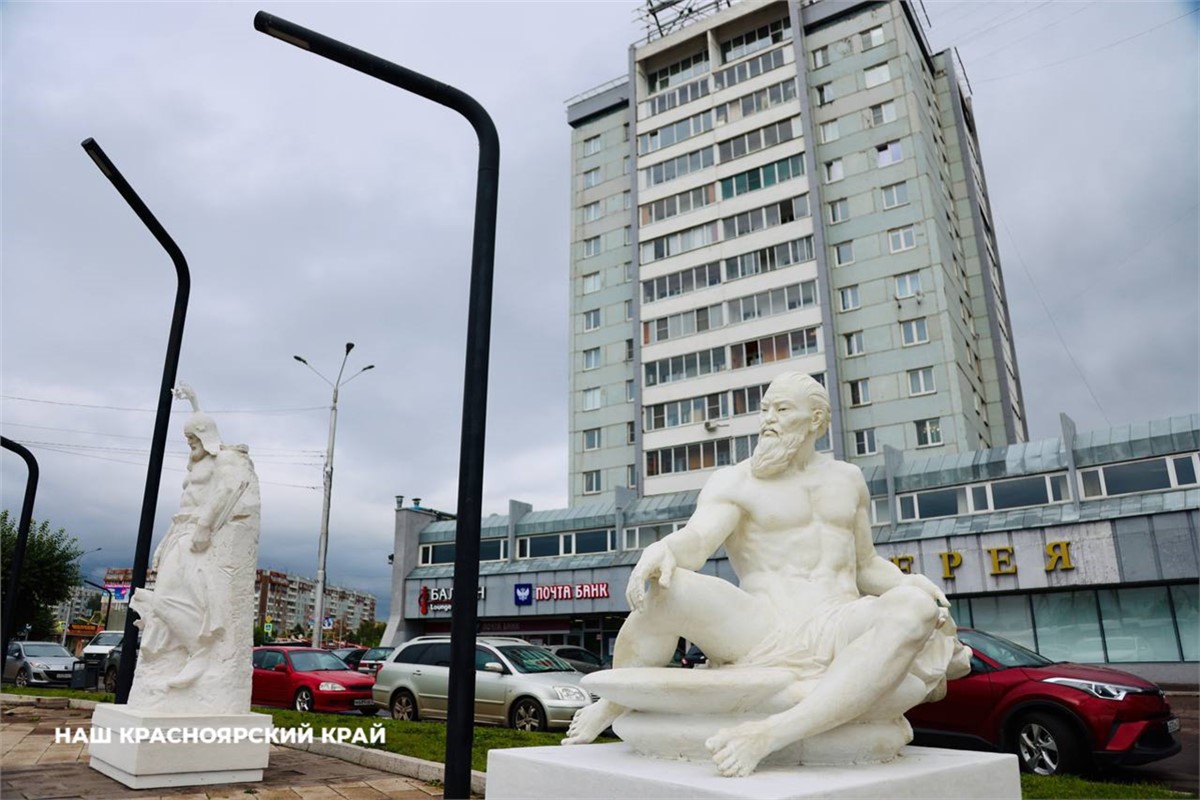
[3,1,1196,621]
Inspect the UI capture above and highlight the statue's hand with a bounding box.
[190,524,212,553]
[904,572,950,608]
[625,541,676,612]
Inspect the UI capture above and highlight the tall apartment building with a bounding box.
[568,0,1026,503]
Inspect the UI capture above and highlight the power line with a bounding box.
[1,395,327,415]
[1,421,323,454]
[10,439,322,465]
[953,1,1055,47]
[976,7,1199,83]
[998,215,1111,426]
[968,2,1096,63]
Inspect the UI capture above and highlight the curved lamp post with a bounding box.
[81,138,191,704]
[255,13,498,797]
[1,436,39,673]
[293,343,374,649]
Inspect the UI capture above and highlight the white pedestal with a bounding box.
[486,743,1020,800]
[87,703,272,789]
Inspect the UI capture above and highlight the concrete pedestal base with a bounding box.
[486,743,1020,800]
[87,703,272,789]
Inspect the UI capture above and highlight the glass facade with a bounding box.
[953,583,1195,665]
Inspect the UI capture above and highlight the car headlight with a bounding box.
[553,685,589,703]
[1043,677,1140,701]
[317,682,347,692]
[28,661,47,670]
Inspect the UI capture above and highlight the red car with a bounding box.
[251,646,377,715]
[906,628,1180,776]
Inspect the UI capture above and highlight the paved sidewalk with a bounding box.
[1,703,446,800]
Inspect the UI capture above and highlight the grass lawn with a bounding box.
[4,687,1193,797]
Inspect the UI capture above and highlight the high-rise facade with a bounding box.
[568,0,1026,503]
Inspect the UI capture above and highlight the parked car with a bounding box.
[3,641,82,687]
[358,646,395,675]
[681,644,708,669]
[82,630,123,678]
[331,647,369,671]
[373,636,591,731]
[547,645,607,674]
[251,646,377,714]
[906,628,1180,776]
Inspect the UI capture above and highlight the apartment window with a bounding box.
[849,379,871,407]
[626,380,635,402]
[583,135,601,156]
[915,418,942,447]
[583,309,600,331]
[877,140,903,167]
[582,272,601,294]
[854,429,877,456]
[640,146,715,188]
[844,331,864,356]
[838,285,860,311]
[583,347,601,370]
[819,119,839,143]
[625,262,635,282]
[816,83,834,105]
[713,45,789,90]
[901,318,929,346]
[721,17,792,63]
[643,261,722,303]
[623,156,630,175]
[870,100,897,126]
[718,118,796,163]
[583,168,600,188]
[582,201,601,222]
[583,470,602,494]
[714,78,798,125]
[627,465,637,488]
[721,195,810,241]
[720,154,805,199]
[864,63,891,88]
[625,338,635,361]
[889,225,916,253]
[882,181,909,209]
[727,280,817,324]
[861,26,885,50]
[647,50,710,94]
[624,226,633,246]
[829,198,849,224]
[583,428,601,450]
[895,271,922,298]
[824,158,843,183]
[624,299,633,320]
[640,221,719,263]
[908,367,935,396]
[812,46,829,69]
[627,421,636,445]
[583,388,601,411]
[638,111,714,155]
[833,241,854,266]
[583,236,601,258]
[724,235,814,280]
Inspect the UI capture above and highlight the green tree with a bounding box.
[354,619,387,648]
[1,510,83,639]
[253,625,267,646]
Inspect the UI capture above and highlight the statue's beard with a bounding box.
[750,430,806,478]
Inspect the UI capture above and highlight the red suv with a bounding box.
[906,628,1180,776]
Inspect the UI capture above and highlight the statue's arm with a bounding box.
[851,471,949,605]
[661,469,742,570]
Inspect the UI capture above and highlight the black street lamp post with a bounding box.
[1,437,39,674]
[254,13,499,798]
[81,138,191,704]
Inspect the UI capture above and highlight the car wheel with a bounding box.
[510,698,546,732]
[293,687,314,713]
[104,668,117,694]
[14,668,30,688]
[1014,712,1085,776]
[391,689,418,721]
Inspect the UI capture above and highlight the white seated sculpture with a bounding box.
[89,385,270,789]
[563,372,971,777]
[126,384,261,712]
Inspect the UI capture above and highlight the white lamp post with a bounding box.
[294,343,374,649]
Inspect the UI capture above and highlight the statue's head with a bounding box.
[751,372,830,478]
[183,412,222,458]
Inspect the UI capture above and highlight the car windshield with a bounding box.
[960,630,1052,668]
[289,650,351,672]
[24,644,72,658]
[89,633,123,647]
[498,646,575,674]
[363,647,393,660]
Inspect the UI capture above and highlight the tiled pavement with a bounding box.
[1,703,446,800]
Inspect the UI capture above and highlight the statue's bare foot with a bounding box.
[706,720,775,777]
[561,699,622,745]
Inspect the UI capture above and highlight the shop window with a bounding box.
[1032,591,1103,663]
[1098,586,1181,662]
[1171,584,1198,661]
[969,595,1035,650]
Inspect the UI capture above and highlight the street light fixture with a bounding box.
[294,343,374,649]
